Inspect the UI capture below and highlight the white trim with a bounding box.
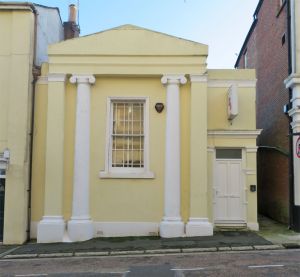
[208,79,257,88]
[36,76,48,85]
[37,216,65,243]
[288,107,300,117]
[208,130,262,139]
[285,74,300,88]
[247,222,259,231]
[100,96,154,179]
[186,218,213,237]
[94,222,159,237]
[207,147,215,153]
[47,73,66,83]
[243,169,256,175]
[32,221,160,239]
[189,74,208,83]
[246,147,258,153]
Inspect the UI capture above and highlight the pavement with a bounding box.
[0,215,300,259]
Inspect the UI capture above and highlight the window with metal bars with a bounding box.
[110,101,145,169]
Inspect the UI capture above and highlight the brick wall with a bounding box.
[237,0,290,224]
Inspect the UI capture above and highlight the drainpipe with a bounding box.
[27,4,39,241]
[286,0,295,230]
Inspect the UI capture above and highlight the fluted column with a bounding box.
[160,74,186,238]
[68,74,95,241]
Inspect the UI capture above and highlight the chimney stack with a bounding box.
[68,4,77,23]
[63,4,80,40]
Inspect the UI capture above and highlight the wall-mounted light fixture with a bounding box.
[155,103,164,113]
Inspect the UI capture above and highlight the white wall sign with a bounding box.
[227,85,239,120]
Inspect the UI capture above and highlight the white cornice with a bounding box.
[246,147,258,153]
[285,74,300,89]
[208,130,262,139]
[47,74,66,83]
[288,107,300,117]
[208,79,256,88]
[190,74,208,83]
[36,76,48,85]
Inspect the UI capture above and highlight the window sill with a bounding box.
[99,171,155,179]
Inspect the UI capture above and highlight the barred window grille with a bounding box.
[111,101,144,168]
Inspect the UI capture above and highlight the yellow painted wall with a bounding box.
[32,76,194,223]
[207,68,258,226]
[0,9,34,244]
[31,27,259,236]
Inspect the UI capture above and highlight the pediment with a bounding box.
[49,24,208,56]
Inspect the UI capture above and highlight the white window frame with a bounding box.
[244,50,248,69]
[99,96,154,179]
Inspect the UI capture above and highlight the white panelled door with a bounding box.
[214,159,245,225]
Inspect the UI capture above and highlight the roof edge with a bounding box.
[234,0,264,68]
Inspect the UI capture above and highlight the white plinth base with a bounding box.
[159,218,184,238]
[247,222,259,231]
[186,218,213,237]
[37,216,65,243]
[68,218,94,242]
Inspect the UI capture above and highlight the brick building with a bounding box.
[235,0,291,224]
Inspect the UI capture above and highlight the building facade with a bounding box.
[0,2,78,244]
[30,25,261,243]
[236,0,300,231]
[235,0,290,224]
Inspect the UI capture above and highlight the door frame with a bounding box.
[212,148,247,226]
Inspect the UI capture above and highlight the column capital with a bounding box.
[189,74,208,83]
[161,74,187,85]
[47,73,66,83]
[70,74,96,85]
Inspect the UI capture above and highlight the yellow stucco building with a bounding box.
[28,24,261,243]
[0,2,63,244]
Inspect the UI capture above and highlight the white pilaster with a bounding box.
[160,74,186,238]
[68,74,95,241]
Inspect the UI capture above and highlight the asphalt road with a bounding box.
[1,249,300,276]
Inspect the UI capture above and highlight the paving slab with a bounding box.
[182,247,217,253]
[2,230,271,257]
[218,247,232,251]
[74,251,109,257]
[253,244,284,250]
[231,246,253,251]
